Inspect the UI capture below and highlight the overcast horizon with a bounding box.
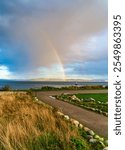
[0,0,108,80]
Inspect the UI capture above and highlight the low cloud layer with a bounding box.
[0,0,108,80]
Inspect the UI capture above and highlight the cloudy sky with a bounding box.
[0,0,108,80]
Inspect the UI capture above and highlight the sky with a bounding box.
[0,0,108,80]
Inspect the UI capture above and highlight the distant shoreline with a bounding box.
[0,80,108,90]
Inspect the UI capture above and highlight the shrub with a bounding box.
[1,85,11,91]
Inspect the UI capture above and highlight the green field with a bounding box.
[56,93,108,114]
[75,93,108,103]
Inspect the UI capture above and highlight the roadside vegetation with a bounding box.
[30,85,108,91]
[0,92,107,150]
[56,93,108,115]
[0,85,108,91]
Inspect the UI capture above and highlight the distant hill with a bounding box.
[30,78,107,82]
[0,78,108,82]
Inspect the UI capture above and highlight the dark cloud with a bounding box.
[65,60,108,76]
[0,0,108,79]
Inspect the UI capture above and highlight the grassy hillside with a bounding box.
[0,92,93,150]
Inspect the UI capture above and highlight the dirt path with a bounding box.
[35,90,108,137]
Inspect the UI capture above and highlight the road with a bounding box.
[35,90,108,137]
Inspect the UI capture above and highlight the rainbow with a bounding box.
[41,31,66,80]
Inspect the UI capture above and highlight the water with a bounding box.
[0,80,108,90]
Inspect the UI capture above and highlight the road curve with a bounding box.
[35,90,108,137]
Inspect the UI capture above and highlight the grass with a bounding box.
[0,85,108,91]
[30,85,108,91]
[56,93,108,113]
[0,92,102,150]
[75,93,108,103]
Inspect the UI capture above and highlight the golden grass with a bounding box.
[0,92,90,150]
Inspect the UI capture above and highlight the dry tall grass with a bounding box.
[0,92,90,150]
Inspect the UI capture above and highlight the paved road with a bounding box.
[35,90,108,137]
